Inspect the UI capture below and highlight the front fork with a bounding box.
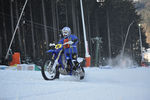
[52,50,63,70]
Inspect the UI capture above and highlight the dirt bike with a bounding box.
[41,42,85,80]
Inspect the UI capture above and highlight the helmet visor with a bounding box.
[63,31,69,36]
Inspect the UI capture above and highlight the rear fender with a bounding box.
[77,57,84,63]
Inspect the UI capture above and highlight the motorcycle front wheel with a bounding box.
[41,60,59,80]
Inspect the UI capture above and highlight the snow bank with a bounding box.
[0,64,41,71]
[0,65,8,70]
[0,67,150,100]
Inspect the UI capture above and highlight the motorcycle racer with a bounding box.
[41,27,85,80]
[58,27,79,70]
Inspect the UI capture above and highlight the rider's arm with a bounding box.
[72,35,78,45]
[58,38,64,44]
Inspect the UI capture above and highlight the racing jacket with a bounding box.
[58,34,78,59]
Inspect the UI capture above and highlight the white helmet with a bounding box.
[62,27,71,38]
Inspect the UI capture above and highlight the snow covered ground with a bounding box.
[0,66,150,100]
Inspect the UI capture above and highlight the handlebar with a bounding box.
[49,41,74,47]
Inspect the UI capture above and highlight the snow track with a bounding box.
[0,67,150,100]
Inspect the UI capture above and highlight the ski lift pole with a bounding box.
[138,24,144,63]
[80,0,91,67]
[121,21,134,57]
[5,0,28,60]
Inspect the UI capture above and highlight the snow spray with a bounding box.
[107,53,137,68]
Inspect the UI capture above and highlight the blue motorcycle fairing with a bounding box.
[46,47,63,53]
[55,47,63,53]
[46,48,65,69]
[46,50,55,53]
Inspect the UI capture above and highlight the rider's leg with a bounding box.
[72,53,79,68]
[65,53,73,72]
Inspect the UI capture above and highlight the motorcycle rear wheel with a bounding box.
[79,67,85,80]
[41,60,59,80]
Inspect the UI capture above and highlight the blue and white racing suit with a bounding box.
[58,34,78,61]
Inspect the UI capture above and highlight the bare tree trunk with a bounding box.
[51,0,57,42]
[22,23,27,58]
[76,8,82,55]
[10,0,16,51]
[1,0,8,54]
[42,0,48,48]
[71,0,77,35]
[121,26,124,48]
[30,1,36,60]
[95,13,99,36]
[76,8,80,38]
[56,2,60,40]
[106,10,111,59]
[65,0,68,26]
[10,0,14,35]
[15,0,23,53]
[87,10,92,59]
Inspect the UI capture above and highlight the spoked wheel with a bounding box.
[41,60,59,80]
[73,67,85,80]
[79,67,85,80]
